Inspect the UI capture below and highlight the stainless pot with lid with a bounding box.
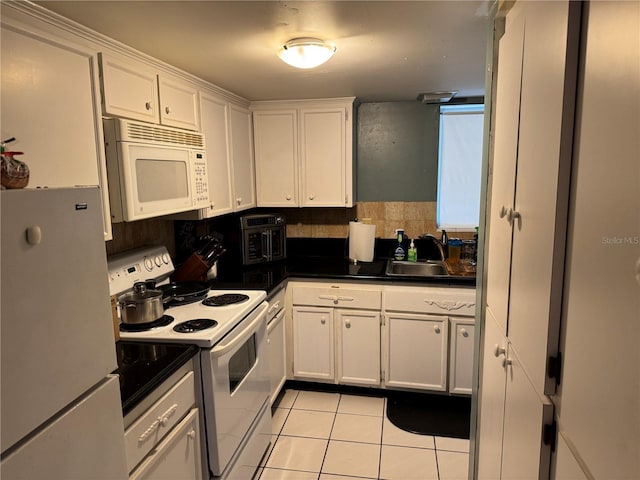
[118,281,164,325]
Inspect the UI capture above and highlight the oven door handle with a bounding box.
[210,302,268,358]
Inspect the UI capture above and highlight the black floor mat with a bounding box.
[386,391,471,439]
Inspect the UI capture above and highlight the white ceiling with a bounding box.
[36,1,489,102]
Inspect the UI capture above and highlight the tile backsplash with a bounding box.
[105,202,474,258]
[284,201,474,241]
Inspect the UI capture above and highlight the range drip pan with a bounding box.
[173,318,218,333]
[202,293,250,307]
[120,315,174,332]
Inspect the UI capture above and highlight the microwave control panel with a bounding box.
[191,151,209,207]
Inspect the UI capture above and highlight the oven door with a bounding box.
[200,302,270,476]
[118,142,194,221]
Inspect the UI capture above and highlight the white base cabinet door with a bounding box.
[336,310,381,386]
[476,309,509,480]
[385,313,448,391]
[130,408,202,480]
[292,306,334,381]
[448,318,475,395]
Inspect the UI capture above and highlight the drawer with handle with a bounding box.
[292,285,381,309]
[124,371,195,473]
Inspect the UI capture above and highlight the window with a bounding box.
[437,104,484,230]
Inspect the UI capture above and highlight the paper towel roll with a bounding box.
[349,221,376,262]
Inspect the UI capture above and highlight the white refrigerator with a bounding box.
[1,187,128,479]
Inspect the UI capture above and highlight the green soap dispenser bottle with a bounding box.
[394,229,406,260]
[408,239,417,262]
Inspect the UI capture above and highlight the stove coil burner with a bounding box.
[119,315,174,332]
[202,293,250,307]
[173,318,218,333]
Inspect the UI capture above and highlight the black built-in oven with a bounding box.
[240,214,286,265]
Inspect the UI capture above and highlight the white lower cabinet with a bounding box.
[449,318,475,394]
[336,309,381,386]
[130,408,202,480]
[292,306,335,381]
[289,281,476,394]
[385,313,448,391]
[383,285,476,393]
[291,282,382,384]
[124,365,203,480]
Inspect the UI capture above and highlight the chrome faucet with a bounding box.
[420,234,447,262]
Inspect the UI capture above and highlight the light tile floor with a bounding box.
[257,389,470,480]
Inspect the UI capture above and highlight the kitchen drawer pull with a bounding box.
[337,296,355,302]
[159,403,178,426]
[137,402,179,443]
[138,420,160,443]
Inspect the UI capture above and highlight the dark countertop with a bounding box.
[113,341,199,415]
[211,237,476,295]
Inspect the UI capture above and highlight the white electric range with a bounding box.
[108,246,272,480]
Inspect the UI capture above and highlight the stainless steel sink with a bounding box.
[385,260,448,277]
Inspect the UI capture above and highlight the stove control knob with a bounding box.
[154,255,162,267]
[144,258,154,272]
[162,253,170,264]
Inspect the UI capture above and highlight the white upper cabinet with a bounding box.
[99,53,200,131]
[228,104,256,212]
[158,75,200,131]
[199,92,234,217]
[1,17,112,240]
[253,109,298,206]
[300,107,347,207]
[252,98,355,207]
[99,53,159,124]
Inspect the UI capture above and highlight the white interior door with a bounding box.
[506,0,581,396]
[484,3,524,336]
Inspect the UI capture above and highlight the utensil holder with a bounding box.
[172,253,210,283]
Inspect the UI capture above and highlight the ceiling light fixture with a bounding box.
[278,37,336,69]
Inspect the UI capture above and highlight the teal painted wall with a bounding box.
[356,102,440,201]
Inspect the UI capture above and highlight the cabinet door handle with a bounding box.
[145,101,153,111]
[507,209,521,223]
[503,357,513,368]
[499,205,508,218]
[460,328,469,337]
[286,194,292,201]
[187,429,196,440]
[494,344,506,357]
[433,325,441,334]
[345,319,351,329]
[309,194,314,200]
[320,317,327,325]
[165,106,171,115]
[236,197,242,205]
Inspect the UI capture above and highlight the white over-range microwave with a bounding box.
[103,118,209,222]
